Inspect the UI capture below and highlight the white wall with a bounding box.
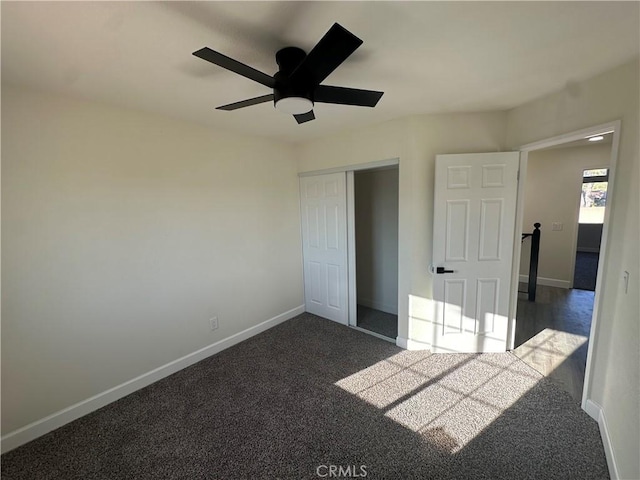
[1,85,303,436]
[355,167,399,314]
[507,58,639,480]
[519,143,610,286]
[296,112,508,345]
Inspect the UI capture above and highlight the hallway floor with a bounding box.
[513,284,594,402]
[573,251,599,291]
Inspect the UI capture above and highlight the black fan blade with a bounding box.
[193,47,275,88]
[294,111,315,124]
[289,23,363,87]
[314,85,384,107]
[216,94,274,111]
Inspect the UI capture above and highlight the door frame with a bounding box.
[510,120,621,412]
[570,167,610,287]
[347,164,401,340]
[299,157,400,337]
[347,170,357,327]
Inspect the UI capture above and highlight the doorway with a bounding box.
[298,158,400,340]
[512,123,619,407]
[351,166,399,341]
[573,167,609,291]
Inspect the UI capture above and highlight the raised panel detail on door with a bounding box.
[443,279,466,335]
[446,200,469,262]
[327,264,341,309]
[300,173,348,325]
[482,164,506,187]
[475,278,499,334]
[307,205,321,249]
[309,262,323,306]
[447,166,471,189]
[306,181,320,198]
[325,179,339,197]
[326,205,340,250]
[478,199,503,261]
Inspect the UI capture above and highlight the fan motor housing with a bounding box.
[275,47,306,74]
[274,47,313,105]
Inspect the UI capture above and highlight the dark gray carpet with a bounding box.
[357,304,398,339]
[573,251,599,291]
[2,314,609,479]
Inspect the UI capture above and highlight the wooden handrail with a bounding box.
[520,223,541,302]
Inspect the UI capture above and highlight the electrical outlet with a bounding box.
[209,316,219,331]
[552,222,563,231]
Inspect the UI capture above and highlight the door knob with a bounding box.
[436,267,454,274]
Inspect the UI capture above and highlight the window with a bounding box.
[579,168,608,224]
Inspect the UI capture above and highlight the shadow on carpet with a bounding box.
[1,314,609,480]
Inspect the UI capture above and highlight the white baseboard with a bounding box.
[1,305,305,454]
[357,298,398,315]
[583,398,600,421]
[396,336,430,351]
[519,274,571,289]
[584,399,619,479]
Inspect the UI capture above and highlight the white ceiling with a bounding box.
[2,1,638,143]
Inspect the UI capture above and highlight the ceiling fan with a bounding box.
[192,23,384,124]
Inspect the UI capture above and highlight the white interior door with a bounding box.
[431,152,520,352]
[300,173,348,325]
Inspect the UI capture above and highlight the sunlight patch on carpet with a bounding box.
[335,352,542,453]
[512,328,588,376]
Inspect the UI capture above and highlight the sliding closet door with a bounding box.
[300,173,348,325]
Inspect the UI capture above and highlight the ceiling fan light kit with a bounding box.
[274,97,314,115]
[193,23,384,124]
